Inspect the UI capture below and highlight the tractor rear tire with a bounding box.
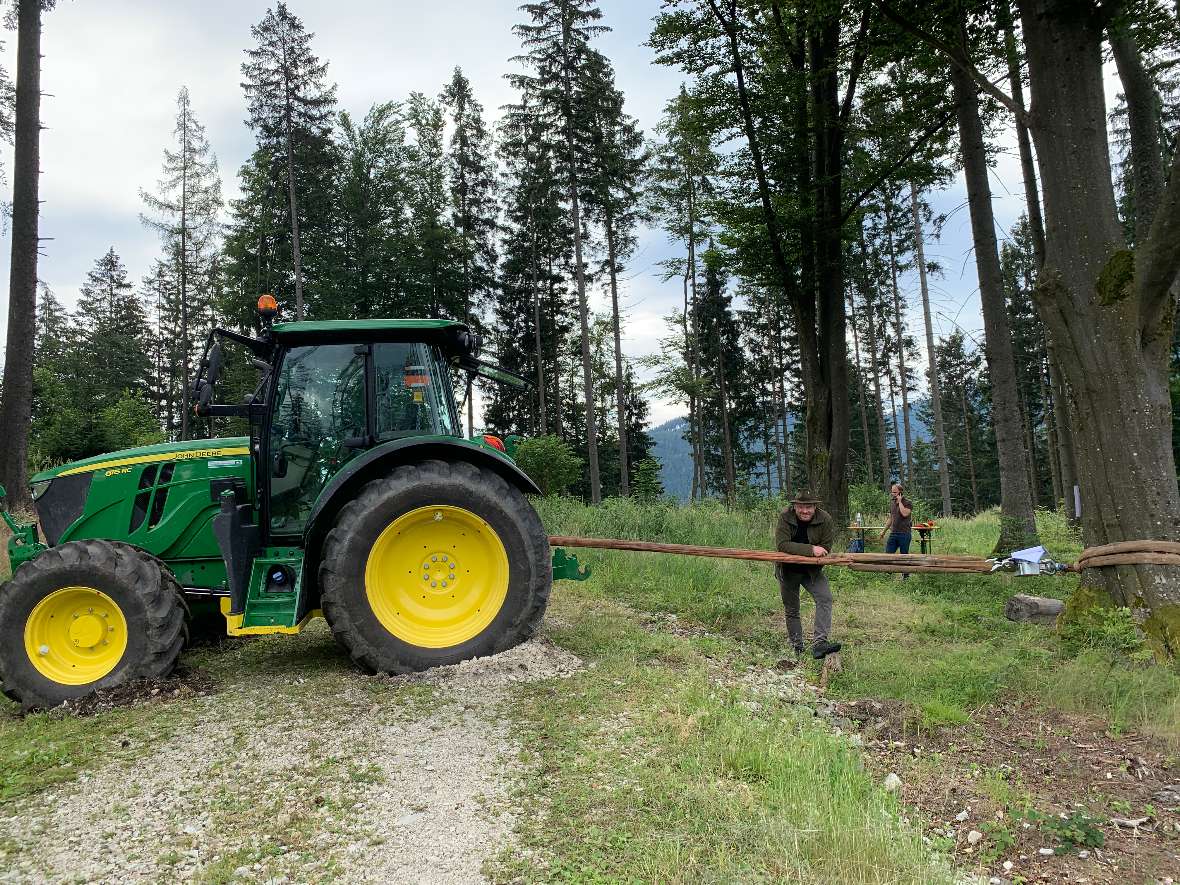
[319,459,550,673]
[0,539,187,710]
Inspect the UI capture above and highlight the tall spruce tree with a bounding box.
[441,68,499,433]
[510,0,612,503]
[140,86,222,440]
[241,2,337,318]
[0,0,49,507]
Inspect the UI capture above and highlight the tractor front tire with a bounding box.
[0,539,187,710]
[319,460,551,673]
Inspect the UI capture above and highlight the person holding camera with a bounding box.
[880,482,914,558]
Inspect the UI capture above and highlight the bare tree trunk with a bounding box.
[951,57,1038,551]
[716,328,736,504]
[605,207,628,496]
[887,360,901,479]
[1042,363,1063,507]
[530,224,545,435]
[911,184,952,516]
[1019,0,1180,655]
[1002,0,1080,519]
[847,289,876,485]
[0,0,42,509]
[558,21,599,503]
[884,203,913,482]
[179,99,191,441]
[961,390,980,513]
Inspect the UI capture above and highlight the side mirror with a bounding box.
[272,450,288,478]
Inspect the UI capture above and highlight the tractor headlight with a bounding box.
[30,479,51,501]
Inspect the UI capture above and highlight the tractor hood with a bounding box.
[31,438,251,483]
[28,437,254,551]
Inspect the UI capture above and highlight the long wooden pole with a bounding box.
[547,535,993,573]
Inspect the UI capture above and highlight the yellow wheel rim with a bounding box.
[23,586,129,686]
[364,505,510,649]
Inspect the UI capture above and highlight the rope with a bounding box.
[548,535,1180,574]
[1073,540,1180,571]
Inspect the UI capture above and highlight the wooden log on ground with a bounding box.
[1005,593,1064,625]
[547,536,994,573]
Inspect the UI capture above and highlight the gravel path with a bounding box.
[0,631,582,884]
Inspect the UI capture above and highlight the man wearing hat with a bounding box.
[774,491,841,659]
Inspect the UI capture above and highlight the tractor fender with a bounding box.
[300,438,540,601]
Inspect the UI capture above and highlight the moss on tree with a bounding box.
[1096,249,1135,305]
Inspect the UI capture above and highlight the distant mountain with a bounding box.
[648,417,693,501]
[648,399,932,502]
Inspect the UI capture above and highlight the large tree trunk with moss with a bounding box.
[951,60,1039,552]
[1019,0,1180,657]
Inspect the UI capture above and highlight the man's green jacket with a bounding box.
[774,506,837,559]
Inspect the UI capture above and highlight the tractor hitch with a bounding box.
[0,484,47,576]
[552,547,591,582]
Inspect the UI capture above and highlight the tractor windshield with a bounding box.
[268,341,456,534]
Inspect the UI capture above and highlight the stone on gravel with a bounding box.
[1038,847,1054,856]
[883,772,902,792]
[967,830,983,845]
[955,810,969,822]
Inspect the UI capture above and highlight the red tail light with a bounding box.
[482,434,506,452]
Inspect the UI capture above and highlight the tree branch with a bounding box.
[876,1,1028,126]
[840,109,957,224]
[840,8,872,126]
[1137,131,1180,340]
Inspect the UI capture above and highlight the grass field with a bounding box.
[535,498,1180,741]
[1,498,1177,882]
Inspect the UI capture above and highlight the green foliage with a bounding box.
[515,435,583,496]
[849,482,889,521]
[98,390,166,452]
[1018,807,1105,852]
[630,457,663,502]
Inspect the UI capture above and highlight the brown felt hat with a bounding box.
[791,490,822,505]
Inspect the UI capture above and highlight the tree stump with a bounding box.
[1004,593,1064,625]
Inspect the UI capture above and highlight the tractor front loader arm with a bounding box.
[0,484,47,576]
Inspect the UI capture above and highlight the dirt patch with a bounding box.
[836,697,1180,884]
[56,665,216,716]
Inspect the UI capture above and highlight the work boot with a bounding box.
[812,639,842,659]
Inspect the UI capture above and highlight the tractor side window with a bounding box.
[269,344,366,534]
[373,343,455,439]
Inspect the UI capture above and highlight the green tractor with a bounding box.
[0,299,586,709]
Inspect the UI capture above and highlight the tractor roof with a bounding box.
[270,319,468,347]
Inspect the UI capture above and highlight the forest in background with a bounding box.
[3,0,1180,651]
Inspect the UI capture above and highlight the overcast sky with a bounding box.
[0,0,1061,426]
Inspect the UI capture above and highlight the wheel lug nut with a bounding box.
[38,644,49,656]
[431,555,438,562]
[441,581,448,588]
[431,581,437,588]
[448,573,455,580]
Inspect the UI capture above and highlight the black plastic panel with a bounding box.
[35,472,93,545]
